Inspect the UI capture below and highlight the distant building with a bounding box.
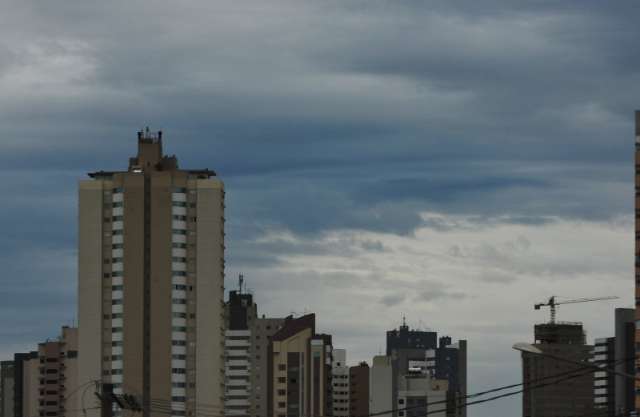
[635,110,640,412]
[224,282,285,417]
[592,308,635,415]
[397,374,447,417]
[268,314,333,417]
[349,362,370,417]
[332,349,349,417]
[593,337,615,413]
[370,356,393,417]
[385,321,467,417]
[1,361,14,417]
[77,132,225,417]
[2,327,78,417]
[521,322,594,417]
[614,308,635,415]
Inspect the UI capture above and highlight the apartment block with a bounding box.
[331,349,349,417]
[349,362,369,417]
[224,283,285,417]
[593,337,615,413]
[634,110,640,412]
[521,323,594,417]
[77,131,225,417]
[268,314,333,417]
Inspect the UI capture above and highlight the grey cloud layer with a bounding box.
[0,2,636,416]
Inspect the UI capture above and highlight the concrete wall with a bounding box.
[195,178,225,411]
[370,356,393,417]
[77,180,105,417]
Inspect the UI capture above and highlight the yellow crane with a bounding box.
[534,295,619,324]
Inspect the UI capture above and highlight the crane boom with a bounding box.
[534,295,619,324]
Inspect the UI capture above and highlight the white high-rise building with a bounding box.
[332,349,350,417]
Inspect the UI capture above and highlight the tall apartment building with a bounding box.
[593,337,615,413]
[521,323,594,417]
[268,314,333,417]
[614,308,635,414]
[349,362,369,417]
[635,110,640,412]
[2,327,78,417]
[592,308,635,415]
[385,321,467,417]
[224,281,285,417]
[331,349,349,417]
[77,131,225,417]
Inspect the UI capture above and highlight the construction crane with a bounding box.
[534,295,619,324]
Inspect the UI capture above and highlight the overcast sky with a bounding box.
[1,1,638,416]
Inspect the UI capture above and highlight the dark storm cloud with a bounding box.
[0,3,637,415]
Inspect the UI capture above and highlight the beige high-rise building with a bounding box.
[77,131,225,417]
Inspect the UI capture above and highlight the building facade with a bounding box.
[370,356,393,417]
[397,375,447,417]
[268,314,333,417]
[634,110,640,412]
[593,337,615,413]
[331,349,349,417]
[224,283,286,417]
[636,110,640,412]
[521,323,594,417]
[77,132,225,417]
[385,322,467,417]
[349,362,369,417]
[1,361,14,417]
[614,308,635,415]
[1,328,78,417]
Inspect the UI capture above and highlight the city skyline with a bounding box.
[1,2,639,417]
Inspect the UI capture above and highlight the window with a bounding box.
[173,215,187,221]
[112,229,123,235]
[112,187,124,193]
[172,326,187,332]
[112,244,124,249]
[172,257,187,262]
[278,364,286,371]
[111,355,123,361]
[111,369,123,375]
[172,312,187,318]
[172,354,186,360]
[172,341,187,346]
[172,298,187,304]
[112,215,123,221]
[278,402,286,409]
[112,300,123,305]
[173,271,187,276]
[172,202,187,207]
[112,327,123,333]
[111,271,123,277]
[112,313,123,319]
[112,257,123,263]
[173,229,187,235]
[112,285,123,291]
[172,243,187,249]
[112,202,123,208]
[172,368,186,374]
[111,341,123,347]
[278,377,286,383]
[173,285,187,290]
[277,390,286,396]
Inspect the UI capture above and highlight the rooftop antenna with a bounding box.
[239,274,244,294]
[402,314,407,328]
